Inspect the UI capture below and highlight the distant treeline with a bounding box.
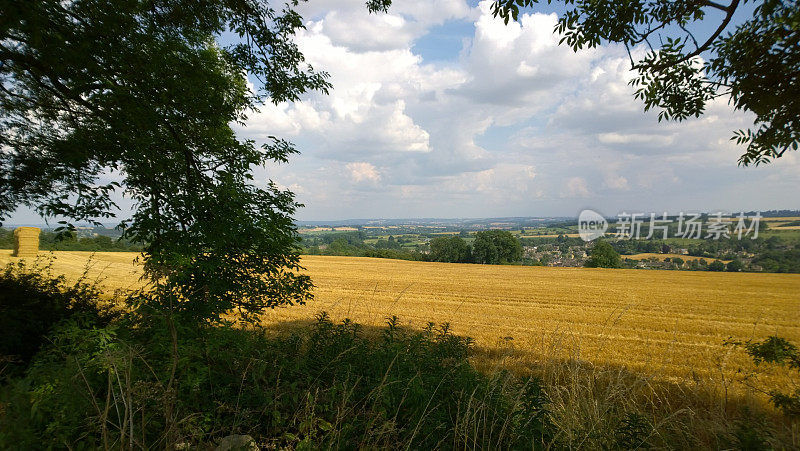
[301,231,428,261]
[301,229,800,273]
[0,228,143,252]
[302,230,525,265]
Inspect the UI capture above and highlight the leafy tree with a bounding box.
[752,249,800,273]
[0,228,12,248]
[726,258,745,272]
[0,0,330,322]
[375,236,402,250]
[672,257,684,268]
[472,230,522,264]
[430,236,472,263]
[585,241,621,268]
[478,0,799,165]
[708,260,726,271]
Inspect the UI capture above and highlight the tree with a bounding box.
[472,230,522,264]
[708,260,726,271]
[375,236,401,250]
[418,0,799,165]
[0,0,330,323]
[430,236,471,263]
[726,258,745,272]
[585,241,621,268]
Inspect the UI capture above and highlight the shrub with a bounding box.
[1,311,556,449]
[0,261,115,375]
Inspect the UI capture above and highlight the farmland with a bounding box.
[624,253,732,263]
[3,250,799,389]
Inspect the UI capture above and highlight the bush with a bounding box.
[0,261,115,375]
[1,311,556,449]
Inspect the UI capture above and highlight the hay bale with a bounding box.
[12,227,41,258]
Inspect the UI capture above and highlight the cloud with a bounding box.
[346,162,381,182]
[238,0,800,221]
[603,174,630,191]
[454,6,597,115]
[7,1,798,226]
[562,177,590,198]
[598,132,674,146]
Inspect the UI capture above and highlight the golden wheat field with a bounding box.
[2,250,799,389]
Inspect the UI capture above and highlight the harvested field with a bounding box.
[2,250,799,390]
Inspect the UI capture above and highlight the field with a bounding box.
[624,253,732,263]
[2,250,799,390]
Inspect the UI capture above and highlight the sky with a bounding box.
[7,0,800,224]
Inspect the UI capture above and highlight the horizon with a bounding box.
[5,208,799,229]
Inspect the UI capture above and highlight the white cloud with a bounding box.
[603,174,630,191]
[346,162,381,182]
[562,177,590,198]
[598,132,674,146]
[239,1,800,221]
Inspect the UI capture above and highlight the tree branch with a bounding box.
[640,0,740,71]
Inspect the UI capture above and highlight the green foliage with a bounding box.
[726,258,744,272]
[1,0,326,323]
[727,336,800,418]
[302,234,430,262]
[374,235,402,250]
[0,228,12,249]
[614,412,651,450]
[472,230,522,264]
[1,309,556,448]
[483,0,800,165]
[0,261,115,376]
[742,336,800,370]
[707,259,726,271]
[585,240,621,268]
[752,249,800,273]
[429,236,472,263]
[717,0,800,165]
[0,228,143,252]
[731,410,774,451]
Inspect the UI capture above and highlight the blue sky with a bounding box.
[7,0,798,224]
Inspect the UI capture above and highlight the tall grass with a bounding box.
[473,330,798,449]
